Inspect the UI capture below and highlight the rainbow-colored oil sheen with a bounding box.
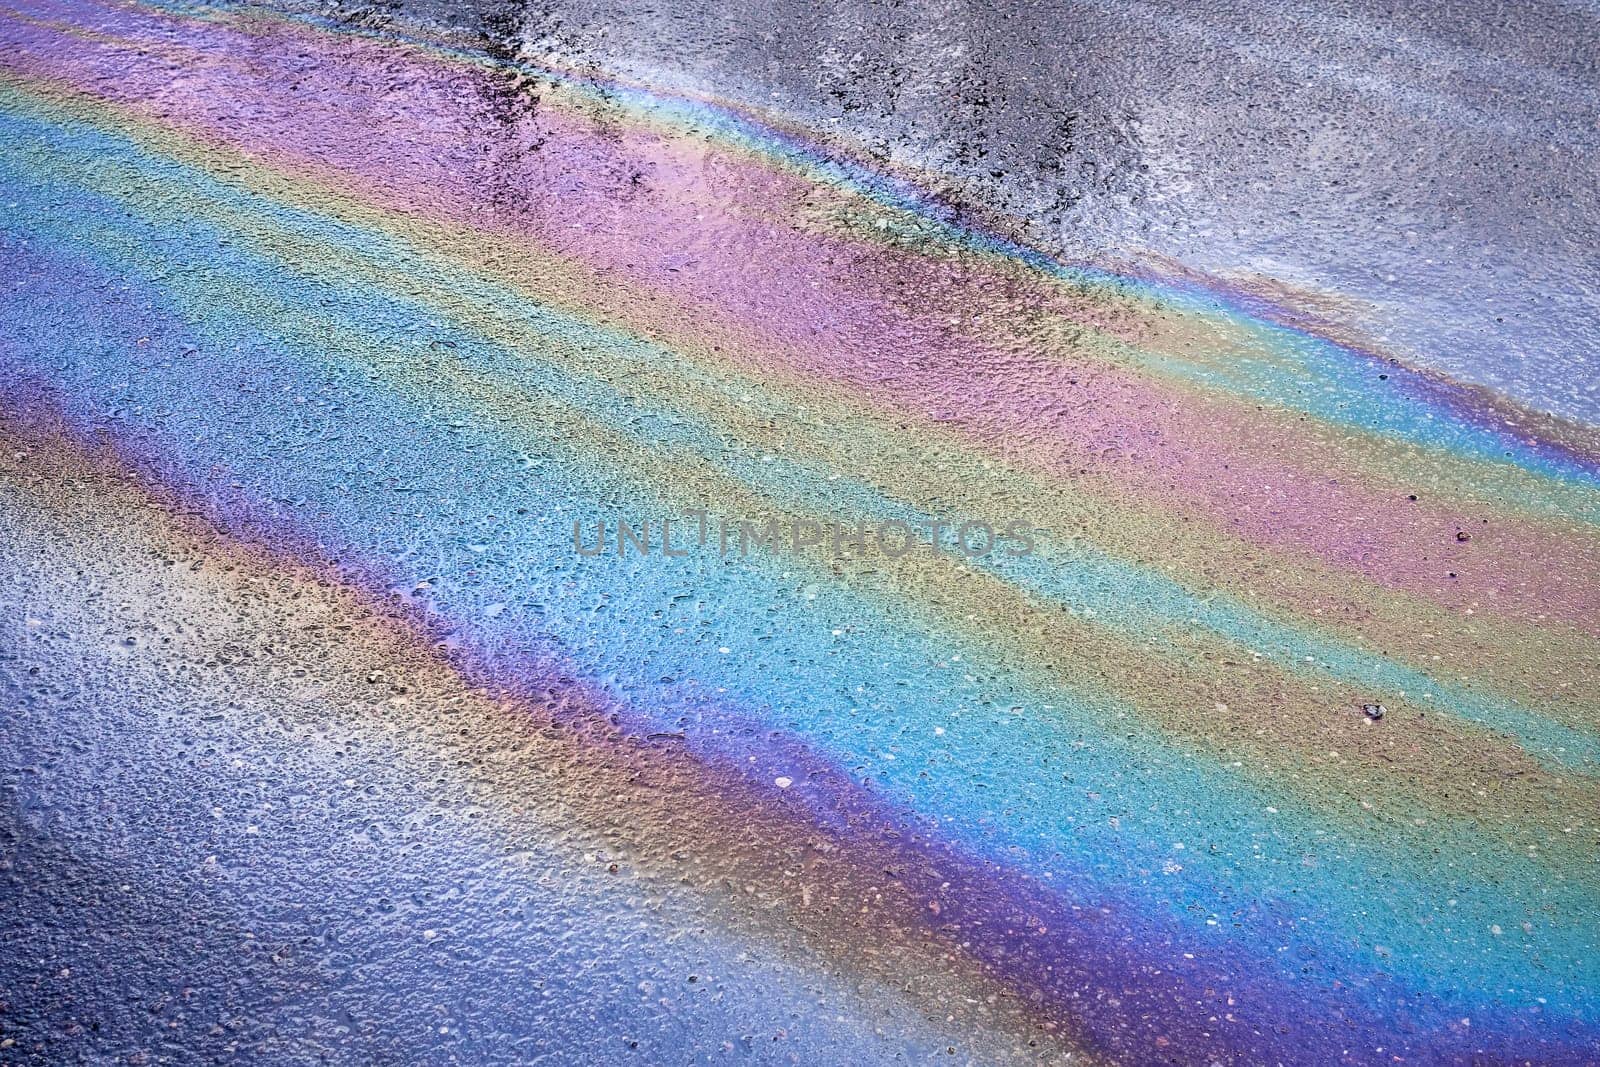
[2,1,1598,1062]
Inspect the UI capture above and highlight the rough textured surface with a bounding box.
[1,1,1598,1063]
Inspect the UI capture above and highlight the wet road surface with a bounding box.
[2,1,1599,1063]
